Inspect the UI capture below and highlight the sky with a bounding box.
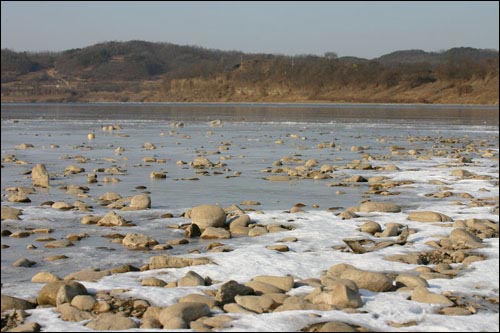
[1,1,499,59]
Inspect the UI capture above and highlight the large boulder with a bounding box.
[191,205,226,229]
[37,281,87,306]
[32,164,50,187]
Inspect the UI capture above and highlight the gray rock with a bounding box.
[215,280,254,305]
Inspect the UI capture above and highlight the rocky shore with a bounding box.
[1,119,498,332]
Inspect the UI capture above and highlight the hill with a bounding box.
[1,41,498,104]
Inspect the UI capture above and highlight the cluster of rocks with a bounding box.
[3,258,480,331]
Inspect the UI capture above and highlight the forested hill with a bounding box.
[1,41,498,104]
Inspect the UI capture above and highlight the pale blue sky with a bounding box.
[1,1,498,59]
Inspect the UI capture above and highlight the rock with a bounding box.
[129,194,151,209]
[385,253,423,265]
[97,211,129,226]
[99,192,122,202]
[411,286,454,306]
[201,227,231,239]
[86,313,138,330]
[440,307,472,316]
[70,295,96,311]
[215,280,254,305]
[65,165,85,175]
[265,175,292,181]
[245,281,285,294]
[395,274,429,289]
[360,221,382,234]
[178,270,206,287]
[222,303,256,314]
[378,223,399,237]
[32,164,50,187]
[38,281,87,306]
[449,229,483,249]
[81,215,101,225]
[141,277,167,287]
[358,201,401,213]
[57,303,94,322]
[407,211,453,222]
[64,268,110,282]
[150,172,167,179]
[462,255,485,266]
[51,201,73,210]
[253,275,294,292]
[148,255,213,269]
[193,157,214,168]
[122,233,158,250]
[266,244,289,252]
[320,277,358,292]
[8,194,31,203]
[185,223,202,238]
[311,283,363,309]
[31,271,61,283]
[229,215,251,229]
[143,142,156,150]
[1,206,23,220]
[12,258,36,267]
[327,263,393,292]
[451,169,474,178]
[44,240,73,248]
[9,322,41,332]
[310,321,359,332]
[234,295,276,313]
[1,295,36,311]
[159,302,211,329]
[191,205,226,229]
[56,283,87,306]
[179,294,218,308]
[201,315,234,329]
[93,301,112,313]
[248,226,268,237]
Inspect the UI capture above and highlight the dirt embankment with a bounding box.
[1,73,498,105]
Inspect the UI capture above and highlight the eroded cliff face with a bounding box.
[158,73,499,105]
[2,71,498,105]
